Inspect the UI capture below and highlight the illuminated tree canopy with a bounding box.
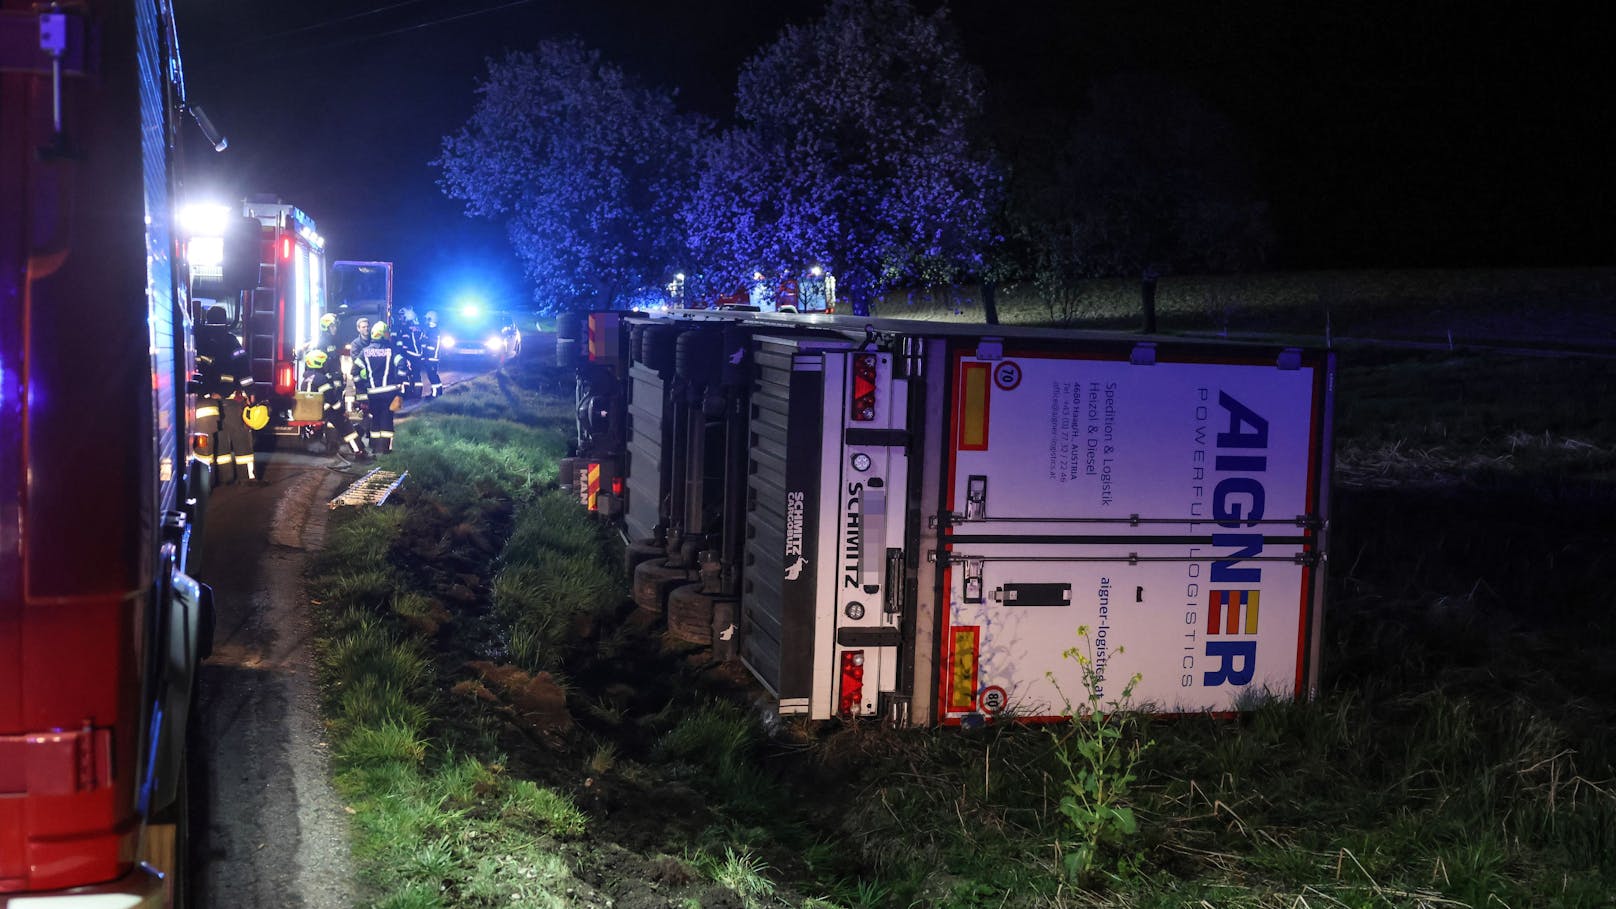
[435,40,704,310]
[683,0,1001,310]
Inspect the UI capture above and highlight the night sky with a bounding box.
[172,0,1616,310]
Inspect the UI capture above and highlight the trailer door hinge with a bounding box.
[974,338,1003,361]
[901,336,925,378]
[1130,342,1157,366]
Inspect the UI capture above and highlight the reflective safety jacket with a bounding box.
[419,324,440,362]
[354,338,407,398]
[300,358,346,411]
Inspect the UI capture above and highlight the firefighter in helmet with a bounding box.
[302,348,370,465]
[315,312,342,358]
[419,310,443,398]
[354,320,407,454]
[393,308,424,398]
[195,306,260,485]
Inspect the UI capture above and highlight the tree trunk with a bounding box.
[980,280,1000,325]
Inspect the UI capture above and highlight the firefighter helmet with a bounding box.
[242,403,270,430]
[319,313,338,331]
[304,349,328,370]
[371,322,389,340]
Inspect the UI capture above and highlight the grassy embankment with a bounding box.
[311,287,1616,907]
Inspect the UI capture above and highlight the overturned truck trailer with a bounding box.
[560,311,1335,726]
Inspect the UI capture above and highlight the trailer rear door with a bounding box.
[938,345,1332,722]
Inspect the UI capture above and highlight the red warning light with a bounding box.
[850,354,877,422]
[838,650,865,715]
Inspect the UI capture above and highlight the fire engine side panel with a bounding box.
[938,351,1328,721]
[2,0,178,891]
[624,362,667,544]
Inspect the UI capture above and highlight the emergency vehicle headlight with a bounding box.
[440,334,456,349]
[180,203,232,236]
[187,236,224,267]
[484,336,504,352]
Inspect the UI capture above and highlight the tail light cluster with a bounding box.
[274,361,294,396]
[838,650,865,715]
[850,354,878,421]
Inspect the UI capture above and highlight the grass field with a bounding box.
[873,267,1616,343]
[307,282,1616,908]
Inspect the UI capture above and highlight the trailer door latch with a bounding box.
[964,474,987,520]
[962,559,985,604]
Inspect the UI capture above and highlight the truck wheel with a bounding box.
[556,311,583,342]
[556,337,580,367]
[640,324,681,374]
[624,539,665,576]
[555,312,583,367]
[675,327,722,387]
[632,559,693,617]
[666,582,716,645]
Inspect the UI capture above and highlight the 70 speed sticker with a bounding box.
[992,361,1022,390]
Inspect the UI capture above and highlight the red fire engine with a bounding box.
[2,1,213,905]
[185,196,328,431]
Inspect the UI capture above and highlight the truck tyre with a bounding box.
[555,311,583,343]
[624,539,666,576]
[632,559,694,617]
[675,327,722,388]
[555,336,580,368]
[629,324,649,365]
[641,325,681,374]
[668,582,730,646]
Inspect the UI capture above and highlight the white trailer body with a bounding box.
[935,346,1328,722]
[740,323,1332,725]
[567,311,1333,726]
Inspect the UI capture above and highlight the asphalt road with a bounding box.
[187,447,358,909]
[183,356,496,905]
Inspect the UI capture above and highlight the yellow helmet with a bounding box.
[371,322,389,340]
[242,403,270,430]
[304,349,328,370]
[319,313,338,331]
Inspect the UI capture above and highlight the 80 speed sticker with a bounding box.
[978,685,1008,715]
